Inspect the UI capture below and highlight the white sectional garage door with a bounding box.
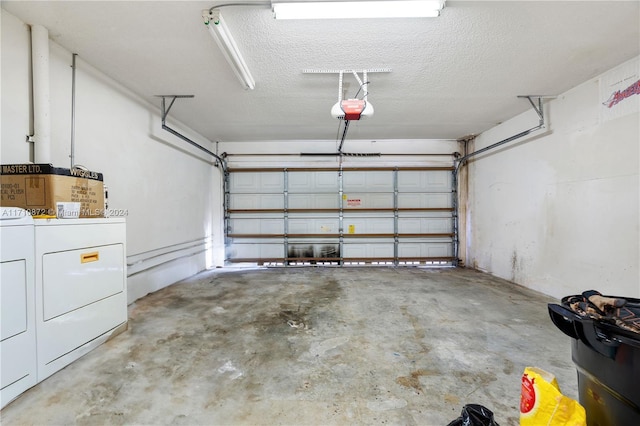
[226,167,454,266]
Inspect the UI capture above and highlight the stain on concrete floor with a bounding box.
[0,267,577,426]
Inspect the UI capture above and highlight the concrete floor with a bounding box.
[1,267,578,425]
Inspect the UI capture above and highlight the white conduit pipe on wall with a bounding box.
[31,25,51,164]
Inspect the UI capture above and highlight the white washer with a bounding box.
[34,217,127,381]
[1,208,36,409]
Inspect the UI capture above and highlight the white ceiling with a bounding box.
[3,1,639,143]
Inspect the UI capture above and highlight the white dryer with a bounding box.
[0,208,36,409]
[34,217,127,381]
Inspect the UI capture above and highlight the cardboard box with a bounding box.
[0,164,105,218]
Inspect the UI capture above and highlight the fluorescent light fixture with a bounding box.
[204,10,255,90]
[272,0,445,19]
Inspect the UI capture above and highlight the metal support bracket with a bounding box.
[157,94,194,123]
[155,95,227,174]
[517,95,553,124]
[455,95,553,172]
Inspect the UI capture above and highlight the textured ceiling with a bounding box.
[2,1,639,142]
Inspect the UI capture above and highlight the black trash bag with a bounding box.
[446,404,499,426]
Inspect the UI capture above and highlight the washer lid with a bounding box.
[0,207,34,225]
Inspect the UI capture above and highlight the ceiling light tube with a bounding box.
[272,0,445,19]
[204,10,255,90]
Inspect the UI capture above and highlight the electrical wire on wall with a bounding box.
[336,120,350,161]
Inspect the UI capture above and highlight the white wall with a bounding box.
[466,57,640,299]
[1,9,225,303]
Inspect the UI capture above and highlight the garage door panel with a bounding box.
[398,218,452,233]
[344,218,394,234]
[289,194,339,209]
[229,173,257,192]
[396,171,423,190]
[343,171,393,192]
[398,242,453,257]
[288,218,339,234]
[426,244,452,257]
[398,170,451,192]
[228,218,283,234]
[398,193,451,209]
[230,172,284,193]
[314,171,339,191]
[289,172,338,193]
[426,171,451,190]
[228,243,284,259]
[287,243,340,259]
[343,193,393,209]
[230,194,284,210]
[343,243,394,258]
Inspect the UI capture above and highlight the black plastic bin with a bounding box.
[548,298,640,426]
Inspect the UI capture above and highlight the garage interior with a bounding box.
[1,1,639,425]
